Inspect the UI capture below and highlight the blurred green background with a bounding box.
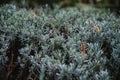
[0,0,120,12]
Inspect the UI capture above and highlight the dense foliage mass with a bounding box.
[0,4,120,80]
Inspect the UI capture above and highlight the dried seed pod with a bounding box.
[32,12,38,17]
[81,42,86,56]
[91,23,100,32]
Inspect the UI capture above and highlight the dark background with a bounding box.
[0,0,120,12]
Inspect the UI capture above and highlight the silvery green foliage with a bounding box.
[0,4,17,21]
[0,4,120,80]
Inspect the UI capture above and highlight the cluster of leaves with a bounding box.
[0,4,120,80]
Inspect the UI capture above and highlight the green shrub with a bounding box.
[0,4,120,80]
